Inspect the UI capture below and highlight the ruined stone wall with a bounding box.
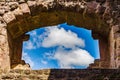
[0,0,119,70]
[0,69,120,80]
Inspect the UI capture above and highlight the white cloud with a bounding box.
[24,41,36,49]
[41,60,48,65]
[23,25,94,69]
[24,25,85,49]
[53,47,94,68]
[41,26,85,48]
[24,30,42,50]
[22,52,34,68]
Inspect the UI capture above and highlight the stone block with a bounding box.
[114,33,120,39]
[113,25,120,33]
[116,38,120,48]
[19,3,30,15]
[86,1,98,13]
[0,8,5,15]
[12,7,23,17]
[27,1,37,15]
[27,1,36,7]
[0,17,6,27]
[8,2,19,11]
[3,12,16,23]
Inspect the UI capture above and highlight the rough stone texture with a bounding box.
[0,0,119,71]
[0,0,119,79]
[13,64,31,70]
[0,69,120,80]
[0,18,10,70]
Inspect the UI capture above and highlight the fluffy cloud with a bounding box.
[22,52,34,68]
[23,25,94,69]
[24,26,85,49]
[41,26,94,68]
[53,47,94,68]
[42,26,85,48]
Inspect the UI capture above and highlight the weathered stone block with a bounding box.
[19,3,30,15]
[12,7,23,17]
[3,12,16,23]
[8,2,19,11]
[116,38,120,48]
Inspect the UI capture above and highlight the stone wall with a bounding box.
[0,18,10,70]
[0,0,119,70]
[0,69,120,80]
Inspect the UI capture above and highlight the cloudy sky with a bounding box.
[22,23,100,70]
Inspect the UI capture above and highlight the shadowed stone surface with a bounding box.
[0,69,120,80]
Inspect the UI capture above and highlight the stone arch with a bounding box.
[0,0,119,70]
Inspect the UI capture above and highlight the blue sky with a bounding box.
[22,23,100,70]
